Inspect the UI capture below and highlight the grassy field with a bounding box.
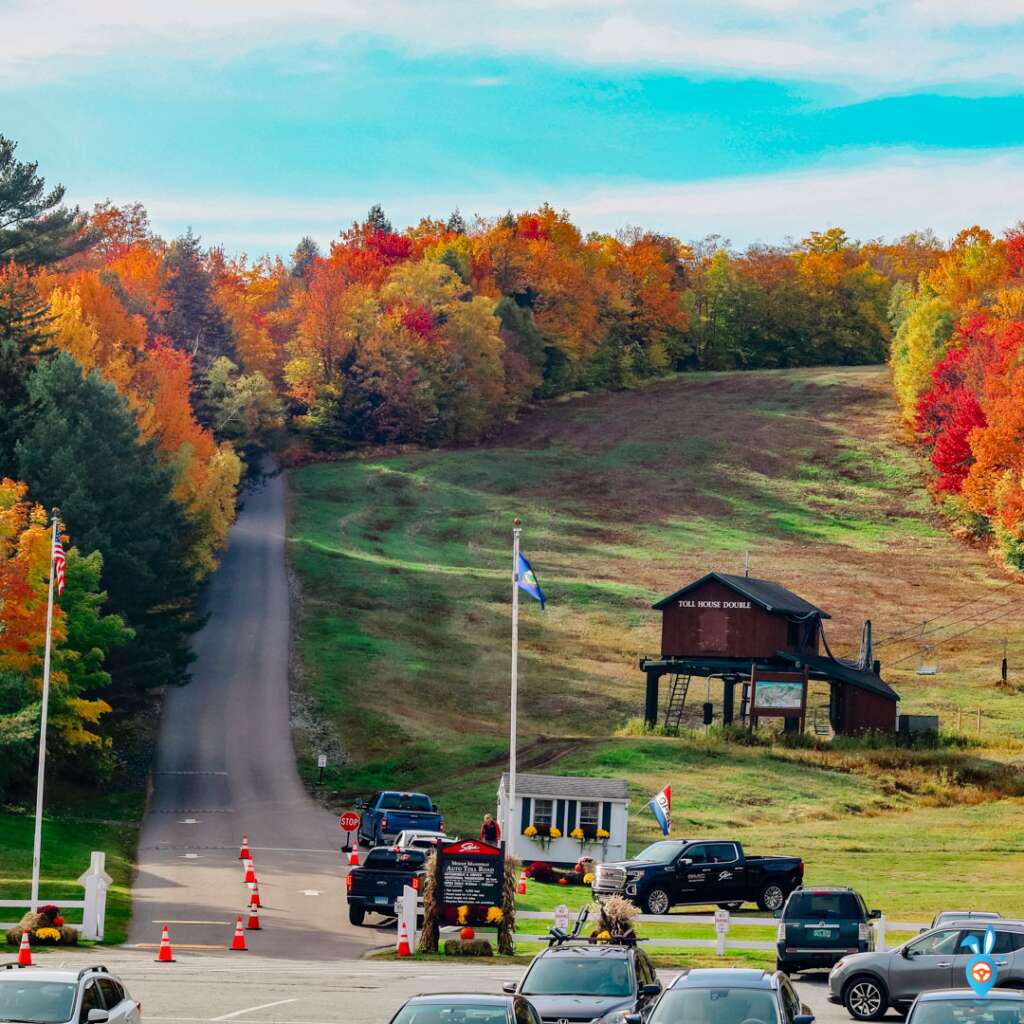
[0,793,141,947]
[287,365,1024,919]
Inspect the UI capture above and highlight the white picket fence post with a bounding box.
[77,851,112,941]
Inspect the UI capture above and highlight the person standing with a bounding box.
[480,813,501,844]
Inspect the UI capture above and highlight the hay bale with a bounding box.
[445,938,494,957]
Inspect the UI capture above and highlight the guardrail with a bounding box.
[0,852,112,940]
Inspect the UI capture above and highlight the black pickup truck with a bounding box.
[346,846,427,925]
[592,838,804,914]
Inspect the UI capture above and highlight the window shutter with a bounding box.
[567,801,577,832]
[556,799,566,834]
[520,797,531,834]
[601,801,612,832]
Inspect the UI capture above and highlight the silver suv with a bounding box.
[829,921,1024,1020]
[0,964,141,1024]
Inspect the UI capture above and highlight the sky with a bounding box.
[4,0,1024,256]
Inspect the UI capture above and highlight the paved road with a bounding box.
[39,951,874,1024]
[128,466,378,960]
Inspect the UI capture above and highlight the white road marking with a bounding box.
[300,889,322,896]
[211,1000,298,1021]
[183,854,200,859]
[151,919,230,925]
[180,819,199,824]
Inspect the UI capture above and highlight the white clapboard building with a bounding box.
[497,772,629,865]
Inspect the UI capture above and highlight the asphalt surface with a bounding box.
[32,952,867,1024]
[128,466,379,960]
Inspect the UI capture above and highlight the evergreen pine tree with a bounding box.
[365,204,392,235]
[290,236,321,278]
[446,209,467,235]
[16,354,200,698]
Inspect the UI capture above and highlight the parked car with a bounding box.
[357,791,444,847]
[905,989,1024,1024]
[593,839,804,914]
[504,938,662,1024]
[640,968,814,1024]
[0,964,141,1024]
[388,994,543,1024]
[931,911,1002,929]
[776,886,880,975]
[394,829,454,851]
[345,845,427,925]
[828,920,1024,1021]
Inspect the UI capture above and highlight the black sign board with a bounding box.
[437,839,504,907]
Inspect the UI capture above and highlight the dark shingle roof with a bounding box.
[653,572,830,619]
[777,651,899,700]
[499,773,629,801]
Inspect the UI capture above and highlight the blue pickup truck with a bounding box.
[356,791,444,847]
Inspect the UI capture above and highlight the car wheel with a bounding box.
[843,975,888,1021]
[348,904,366,926]
[757,884,786,912]
[643,888,670,915]
[718,903,743,911]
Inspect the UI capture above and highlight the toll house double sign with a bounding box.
[437,839,504,907]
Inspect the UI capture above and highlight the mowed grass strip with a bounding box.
[288,365,1024,919]
[0,803,139,946]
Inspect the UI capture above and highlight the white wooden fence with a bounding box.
[0,851,112,941]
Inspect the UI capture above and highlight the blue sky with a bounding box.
[4,1,1024,255]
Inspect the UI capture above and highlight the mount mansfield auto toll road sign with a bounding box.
[438,839,504,907]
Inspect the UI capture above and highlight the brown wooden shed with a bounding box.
[640,572,899,736]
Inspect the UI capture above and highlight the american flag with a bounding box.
[52,530,65,597]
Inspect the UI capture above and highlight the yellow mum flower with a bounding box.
[34,927,62,941]
[486,907,504,924]
[549,827,561,838]
[457,905,469,925]
[570,827,585,840]
[583,872,595,885]
[596,828,610,839]
[524,825,538,836]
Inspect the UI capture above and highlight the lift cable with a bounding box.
[887,599,1024,667]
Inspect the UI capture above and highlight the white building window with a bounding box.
[533,799,553,828]
[579,800,600,831]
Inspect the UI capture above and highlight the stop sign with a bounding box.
[339,811,360,832]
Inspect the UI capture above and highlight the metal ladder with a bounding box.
[663,674,691,735]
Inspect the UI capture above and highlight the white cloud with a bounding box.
[73,148,1024,256]
[3,0,1024,90]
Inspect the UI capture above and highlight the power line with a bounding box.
[874,579,1020,648]
[888,599,1024,666]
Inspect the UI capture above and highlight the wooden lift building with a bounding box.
[640,572,899,736]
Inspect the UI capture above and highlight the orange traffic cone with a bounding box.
[17,930,32,966]
[517,869,527,895]
[230,915,247,951]
[348,848,359,866]
[239,833,251,859]
[248,882,262,908]
[155,924,175,963]
[243,861,256,884]
[246,904,261,931]
[396,918,412,957]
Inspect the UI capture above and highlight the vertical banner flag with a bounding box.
[648,785,671,836]
[516,553,546,608]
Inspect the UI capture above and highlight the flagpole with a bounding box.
[507,519,521,854]
[30,512,58,912]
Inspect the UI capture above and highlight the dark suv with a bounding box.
[641,969,814,1024]
[776,886,879,975]
[504,940,662,1024]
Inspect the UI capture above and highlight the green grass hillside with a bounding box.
[287,365,1024,916]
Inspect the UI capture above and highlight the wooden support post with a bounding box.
[722,679,735,726]
[645,669,661,728]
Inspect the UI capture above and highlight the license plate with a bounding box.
[811,929,835,938]
[375,896,390,904]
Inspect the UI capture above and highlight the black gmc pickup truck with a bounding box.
[592,838,804,914]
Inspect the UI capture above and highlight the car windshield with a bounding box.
[910,1000,1024,1024]
[380,794,434,811]
[393,1004,509,1024]
[0,980,78,1024]
[650,989,780,1024]
[364,848,427,869]
[521,956,633,997]
[635,841,687,865]
[786,893,861,920]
